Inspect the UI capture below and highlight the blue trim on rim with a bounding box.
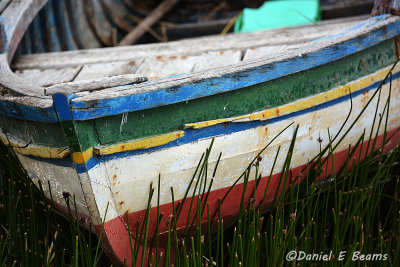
[0,100,58,122]
[69,16,400,120]
[0,16,398,123]
[52,93,75,121]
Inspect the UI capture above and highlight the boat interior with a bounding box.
[0,0,389,101]
[8,15,369,96]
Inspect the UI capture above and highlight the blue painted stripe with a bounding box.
[70,16,400,120]
[76,157,96,174]
[21,154,75,168]
[0,100,58,122]
[53,93,74,121]
[21,153,92,176]
[71,70,400,173]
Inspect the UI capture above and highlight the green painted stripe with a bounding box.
[0,114,67,148]
[73,120,99,152]
[71,39,397,150]
[60,120,82,153]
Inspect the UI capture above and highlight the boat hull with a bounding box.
[100,127,400,265]
[92,68,400,264]
[7,63,400,265]
[1,3,400,264]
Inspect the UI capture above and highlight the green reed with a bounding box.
[125,61,400,266]
[0,142,111,266]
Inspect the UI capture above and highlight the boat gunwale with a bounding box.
[12,14,370,70]
[69,15,400,118]
[0,0,399,121]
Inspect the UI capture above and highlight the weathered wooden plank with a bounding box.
[0,95,58,122]
[134,56,197,80]
[243,44,303,61]
[69,16,400,120]
[12,15,369,70]
[87,42,398,146]
[16,153,90,216]
[45,74,147,95]
[14,66,82,87]
[0,113,67,148]
[192,50,242,72]
[0,0,47,96]
[0,55,46,97]
[73,60,143,81]
[135,50,242,80]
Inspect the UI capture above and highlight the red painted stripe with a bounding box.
[97,127,400,266]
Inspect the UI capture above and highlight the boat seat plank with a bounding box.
[192,50,242,72]
[69,15,400,106]
[73,60,144,82]
[14,66,82,87]
[243,44,303,61]
[44,74,147,95]
[134,50,242,80]
[11,15,369,70]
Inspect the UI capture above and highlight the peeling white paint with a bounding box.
[119,112,128,135]
[102,77,400,219]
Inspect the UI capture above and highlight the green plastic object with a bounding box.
[234,0,321,33]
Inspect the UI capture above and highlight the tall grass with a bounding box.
[126,62,400,266]
[0,143,112,266]
[1,65,399,266]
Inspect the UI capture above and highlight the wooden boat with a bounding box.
[1,0,400,265]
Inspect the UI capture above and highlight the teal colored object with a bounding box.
[234,0,321,33]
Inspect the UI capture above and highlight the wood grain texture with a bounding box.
[14,66,82,87]
[243,44,303,61]
[0,0,48,96]
[12,15,369,70]
[73,60,143,81]
[0,55,46,97]
[72,69,400,173]
[0,94,58,122]
[135,50,242,80]
[85,41,398,147]
[44,74,148,95]
[69,16,400,120]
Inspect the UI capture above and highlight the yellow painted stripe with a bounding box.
[0,135,70,159]
[94,131,185,156]
[72,147,94,164]
[184,65,398,129]
[14,146,69,159]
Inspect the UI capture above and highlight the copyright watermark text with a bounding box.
[286,250,388,262]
